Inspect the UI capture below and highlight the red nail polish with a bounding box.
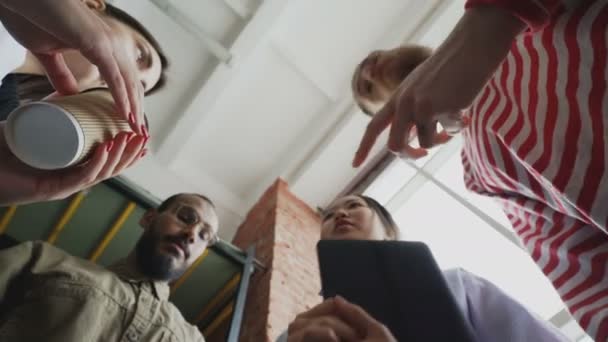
[106,141,114,152]
[129,113,135,124]
[140,149,148,157]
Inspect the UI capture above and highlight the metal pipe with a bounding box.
[212,240,266,271]
[227,245,256,342]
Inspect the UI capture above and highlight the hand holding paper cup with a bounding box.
[4,88,145,170]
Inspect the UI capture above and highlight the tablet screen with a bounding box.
[317,240,475,342]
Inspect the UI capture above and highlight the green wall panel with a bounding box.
[5,200,67,242]
[170,251,241,321]
[96,205,146,267]
[55,185,127,259]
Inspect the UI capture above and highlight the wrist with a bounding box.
[434,6,524,74]
[459,6,524,53]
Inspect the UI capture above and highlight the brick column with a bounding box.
[232,179,322,342]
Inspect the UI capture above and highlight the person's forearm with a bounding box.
[429,5,525,103]
[445,5,525,63]
[465,0,570,31]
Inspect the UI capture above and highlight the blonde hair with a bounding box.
[351,45,433,116]
[351,61,374,116]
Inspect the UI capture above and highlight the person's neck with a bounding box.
[12,52,46,75]
[124,251,169,285]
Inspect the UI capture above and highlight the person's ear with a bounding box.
[139,209,157,231]
[82,0,106,12]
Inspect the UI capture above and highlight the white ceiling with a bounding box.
[114,0,460,239]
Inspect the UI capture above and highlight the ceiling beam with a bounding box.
[222,0,256,19]
[172,159,251,216]
[155,0,290,166]
[149,0,232,64]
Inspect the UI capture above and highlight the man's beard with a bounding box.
[135,227,188,281]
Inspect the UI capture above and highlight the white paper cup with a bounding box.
[4,88,132,170]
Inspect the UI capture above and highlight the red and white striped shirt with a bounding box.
[462,0,608,340]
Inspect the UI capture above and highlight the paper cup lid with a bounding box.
[4,102,84,170]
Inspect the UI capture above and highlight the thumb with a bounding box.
[35,53,79,95]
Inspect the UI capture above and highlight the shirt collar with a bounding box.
[108,259,170,301]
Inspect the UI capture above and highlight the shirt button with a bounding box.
[127,331,138,341]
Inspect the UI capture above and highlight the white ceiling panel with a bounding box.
[170,0,244,46]
[183,46,331,196]
[270,0,419,99]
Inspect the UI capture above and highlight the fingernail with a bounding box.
[141,125,148,138]
[140,149,148,157]
[129,113,135,124]
[106,141,114,152]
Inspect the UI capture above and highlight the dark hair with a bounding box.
[105,4,169,95]
[357,195,400,240]
[157,193,215,212]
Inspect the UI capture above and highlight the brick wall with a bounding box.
[232,179,322,342]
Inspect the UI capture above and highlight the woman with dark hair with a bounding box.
[0,0,169,206]
[280,195,567,341]
[0,0,170,134]
[0,0,169,119]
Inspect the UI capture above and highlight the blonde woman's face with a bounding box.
[352,46,432,113]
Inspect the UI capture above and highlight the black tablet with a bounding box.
[317,240,476,342]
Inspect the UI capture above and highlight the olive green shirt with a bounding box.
[0,241,204,342]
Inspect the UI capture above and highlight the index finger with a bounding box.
[117,49,145,135]
[81,34,136,133]
[353,100,394,167]
[36,53,79,95]
[334,296,381,333]
[89,48,129,114]
[298,299,337,319]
